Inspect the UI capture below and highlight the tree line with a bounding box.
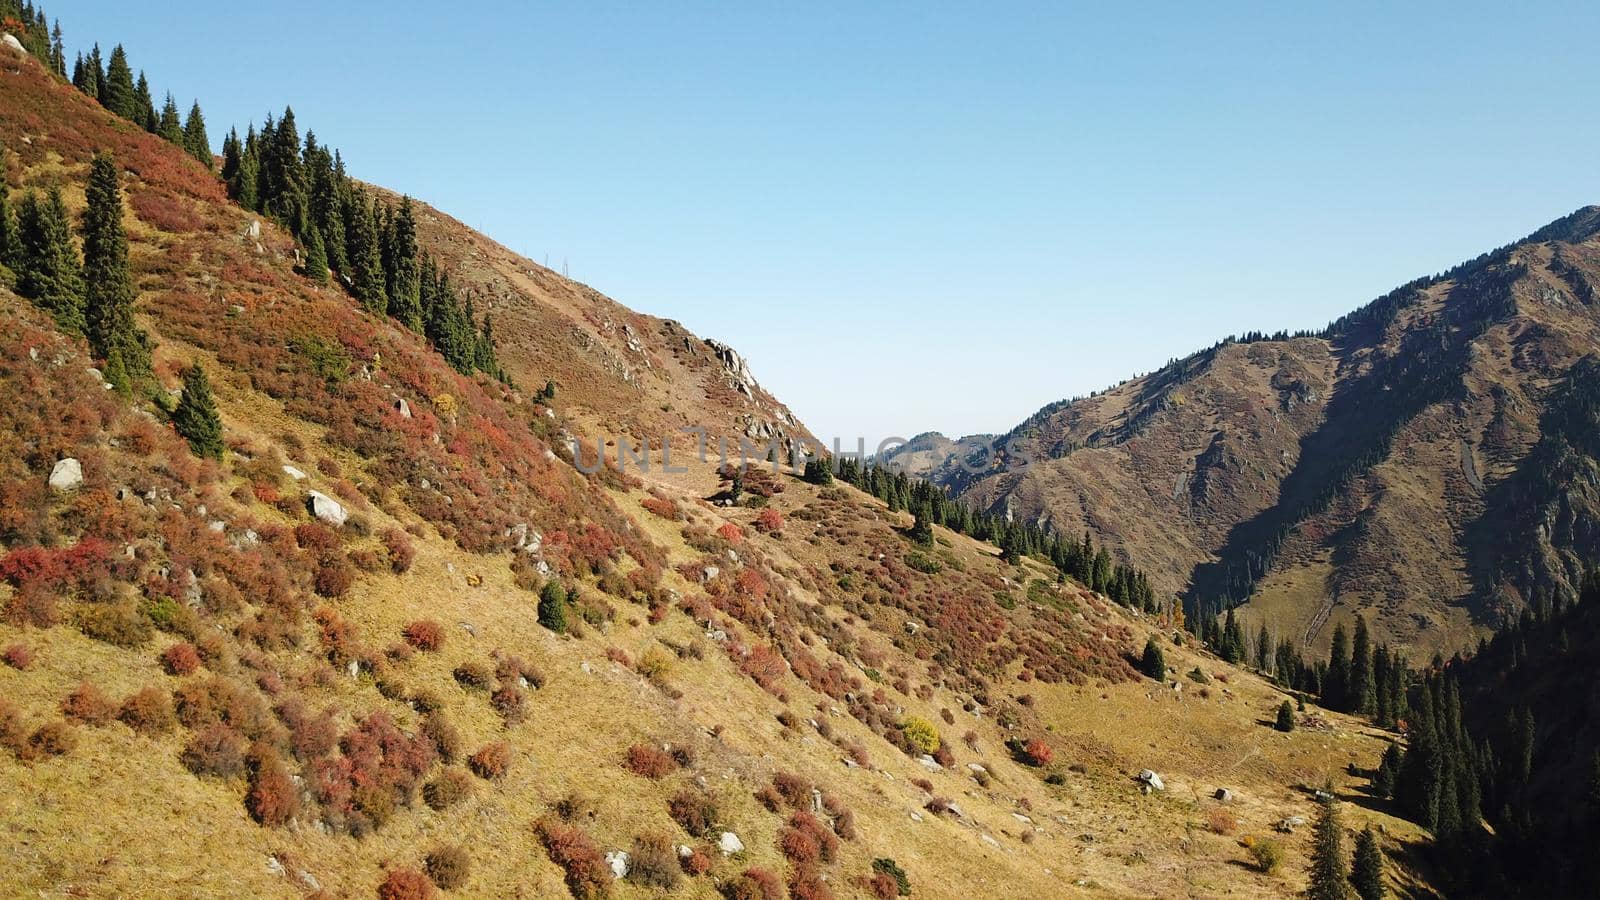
[820,457,1162,613]
[220,111,502,380]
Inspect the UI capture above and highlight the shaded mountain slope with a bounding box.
[910,208,1600,658]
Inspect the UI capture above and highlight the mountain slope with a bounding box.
[908,208,1600,658]
[0,35,1427,900]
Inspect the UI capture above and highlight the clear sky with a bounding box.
[60,1,1600,444]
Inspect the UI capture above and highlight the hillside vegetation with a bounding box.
[0,15,1429,899]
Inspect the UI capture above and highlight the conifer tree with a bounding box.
[538,581,568,634]
[1308,793,1350,900]
[15,187,84,332]
[182,101,211,168]
[133,72,156,131]
[80,153,148,391]
[909,503,933,545]
[261,107,307,236]
[1256,624,1271,671]
[89,44,106,106]
[71,49,96,97]
[1276,700,1295,732]
[220,128,241,184]
[302,225,328,284]
[385,197,422,328]
[1350,617,1374,714]
[1325,623,1352,711]
[1374,742,1401,798]
[1142,637,1166,681]
[346,190,387,314]
[157,93,183,144]
[1350,825,1384,900]
[101,44,136,120]
[50,21,65,77]
[172,364,223,459]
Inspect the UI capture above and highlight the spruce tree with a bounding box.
[157,93,183,144]
[133,72,156,131]
[909,503,933,545]
[172,364,223,459]
[1350,617,1374,714]
[101,45,136,120]
[1308,793,1350,900]
[385,197,422,327]
[1256,624,1271,671]
[1142,637,1166,681]
[1276,700,1295,732]
[50,21,65,77]
[1374,742,1402,798]
[80,153,148,390]
[538,581,568,634]
[15,187,84,332]
[346,190,386,313]
[302,225,328,284]
[1350,826,1384,900]
[1326,623,1352,711]
[182,101,211,168]
[261,107,306,235]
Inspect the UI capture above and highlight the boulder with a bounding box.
[48,458,83,491]
[1137,770,1165,792]
[306,491,346,527]
[246,219,261,239]
[1214,788,1235,803]
[282,465,308,481]
[1,33,24,55]
[1275,815,1307,833]
[717,831,744,855]
[394,398,412,419]
[604,850,629,879]
[917,755,942,771]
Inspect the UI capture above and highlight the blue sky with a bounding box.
[61,1,1600,443]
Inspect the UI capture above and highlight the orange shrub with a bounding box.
[536,819,610,900]
[754,507,784,535]
[624,744,677,779]
[403,620,446,651]
[160,642,202,675]
[469,742,510,780]
[246,748,300,826]
[377,867,437,900]
[60,683,115,725]
[118,686,176,734]
[1,643,32,670]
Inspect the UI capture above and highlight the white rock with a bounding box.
[718,831,744,855]
[48,458,83,491]
[604,850,629,879]
[677,845,693,859]
[394,398,412,419]
[282,465,308,481]
[909,811,924,822]
[917,755,942,771]
[306,491,346,527]
[981,833,1000,848]
[1137,770,1165,791]
[1,33,24,55]
[246,219,261,239]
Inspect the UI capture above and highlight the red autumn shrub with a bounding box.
[22,720,77,759]
[681,846,712,876]
[246,748,300,826]
[129,190,204,233]
[628,832,680,890]
[1024,738,1053,767]
[717,522,744,545]
[60,682,115,725]
[624,744,677,779]
[722,867,784,900]
[753,507,784,535]
[382,527,416,574]
[869,872,900,899]
[735,643,787,694]
[161,642,202,675]
[783,811,839,864]
[788,872,835,900]
[403,620,446,652]
[294,522,341,554]
[119,686,176,734]
[536,819,610,900]
[641,495,681,521]
[2,643,32,670]
[771,771,814,808]
[377,866,437,900]
[469,741,510,781]
[314,555,355,598]
[669,788,719,837]
[181,723,248,778]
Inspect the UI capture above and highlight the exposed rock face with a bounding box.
[306,491,347,527]
[1,33,24,55]
[705,339,759,398]
[394,398,411,419]
[717,831,744,855]
[604,850,629,879]
[48,458,83,491]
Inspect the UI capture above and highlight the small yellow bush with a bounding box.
[902,716,941,755]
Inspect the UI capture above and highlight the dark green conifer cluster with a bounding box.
[221,117,502,379]
[831,458,1161,611]
[1,147,148,392]
[67,38,210,166]
[0,1,63,71]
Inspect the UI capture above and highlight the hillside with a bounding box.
[902,209,1600,659]
[0,24,1433,900]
